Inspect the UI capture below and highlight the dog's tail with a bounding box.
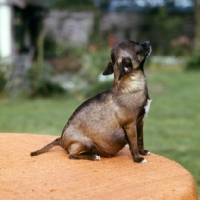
[30,137,62,156]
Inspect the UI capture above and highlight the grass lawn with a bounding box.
[0,96,81,135]
[0,70,200,195]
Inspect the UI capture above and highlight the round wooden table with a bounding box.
[0,133,198,200]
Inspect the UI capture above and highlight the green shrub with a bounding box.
[84,49,110,82]
[27,64,65,98]
[0,60,11,94]
[44,35,87,59]
[186,49,200,70]
[0,70,6,93]
[62,49,110,94]
[26,29,65,98]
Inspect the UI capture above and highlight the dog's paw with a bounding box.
[95,155,101,161]
[143,150,151,155]
[134,157,147,163]
[141,158,147,163]
[139,149,151,156]
[145,151,151,155]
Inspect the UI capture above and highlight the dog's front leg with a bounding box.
[137,121,150,155]
[124,123,147,163]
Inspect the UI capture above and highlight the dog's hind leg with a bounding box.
[68,142,101,161]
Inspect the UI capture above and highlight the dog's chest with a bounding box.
[144,99,152,117]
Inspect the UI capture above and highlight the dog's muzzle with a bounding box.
[141,41,152,57]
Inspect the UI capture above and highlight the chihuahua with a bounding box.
[31,40,152,163]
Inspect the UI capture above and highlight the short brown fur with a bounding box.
[31,40,152,163]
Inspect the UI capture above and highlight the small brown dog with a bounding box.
[31,40,152,163]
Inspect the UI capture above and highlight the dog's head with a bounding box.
[103,40,152,80]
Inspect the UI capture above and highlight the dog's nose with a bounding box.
[141,41,151,50]
[144,41,151,48]
[145,41,151,45]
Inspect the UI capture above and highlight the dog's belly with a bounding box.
[93,141,126,157]
[93,132,127,157]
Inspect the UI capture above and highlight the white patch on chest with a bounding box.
[144,99,152,117]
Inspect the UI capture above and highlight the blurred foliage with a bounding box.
[186,48,200,70]
[0,60,15,96]
[89,11,108,48]
[44,35,86,59]
[62,49,110,94]
[141,7,184,55]
[43,0,97,11]
[42,1,193,56]
[26,30,65,98]
[85,49,110,81]
[0,69,6,93]
[91,6,190,55]
[43,35,57,58]
[26,63,65,98]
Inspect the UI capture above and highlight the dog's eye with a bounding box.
[137,51,144,56]
[137,46,144,55]
[123,58,132,67]
[124,61,131,67]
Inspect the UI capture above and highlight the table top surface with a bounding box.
[0,133,198,200]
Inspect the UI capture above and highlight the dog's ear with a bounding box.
[118,58,132,80]
[102,61,114,75]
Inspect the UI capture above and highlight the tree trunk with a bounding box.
[194,0,200,48]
